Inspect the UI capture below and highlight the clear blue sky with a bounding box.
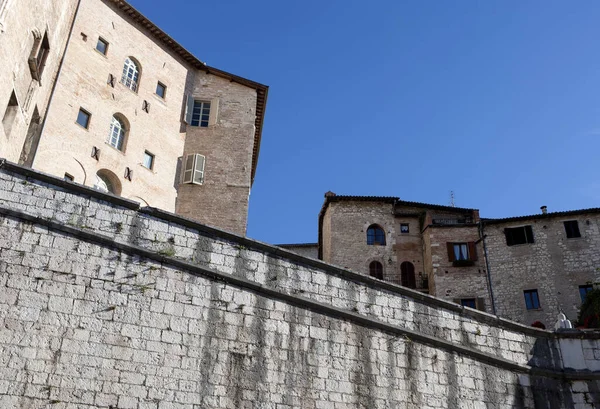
[129,0,600,244]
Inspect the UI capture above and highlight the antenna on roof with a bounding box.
[449,191,455,207]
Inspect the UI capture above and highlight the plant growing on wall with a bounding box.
[577,288,600,328]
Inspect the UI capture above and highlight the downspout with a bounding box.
[479,221,497,315]
[30,0,82,167]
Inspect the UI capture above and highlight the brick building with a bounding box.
[0,0,268,235]
[285,193,600,327]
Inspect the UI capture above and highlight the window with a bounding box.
[524,289,540,310]
[64,173,74,182]
[400,262,416,289]
[191,100,210,127]
[28,31,50,81]
[121,57,139,91]
[156,82,166,99]
[181,153,205,185]
[76,108,90,129]
[107,116,126,151]
[366,225,386,245]
[96,37,108,55]
[93,170,121,195]
[461,298,476,309]
[369,261,383,280]
[446,242,477,264]
[505,226,534,246]
[143,151,154,170]
[400,223,409,233]
[564,221,581,239]
[580,285,594,303]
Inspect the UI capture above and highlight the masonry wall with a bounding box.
[484,215,600,326]
[1,162,600,408]
[0,0,78,163]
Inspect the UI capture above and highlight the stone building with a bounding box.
[0,0,268,235]
[288,192,600,327]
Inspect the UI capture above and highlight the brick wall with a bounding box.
[0,161,599,408]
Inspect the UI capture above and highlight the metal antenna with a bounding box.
[450,191,455,207]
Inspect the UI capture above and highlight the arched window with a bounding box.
[367,224,386,245]
[401,262,416,289]
[107,115,126,151]
[369,261,383,280]
[121,57,140,91]
[93,169,121,195]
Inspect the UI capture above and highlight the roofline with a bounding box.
[325,195,476,212]
[277,243,319,248]
[106,0,268,185]
[483,207,600,225]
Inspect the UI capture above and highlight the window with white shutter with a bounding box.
[182,153,205,185]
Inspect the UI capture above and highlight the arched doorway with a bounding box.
[369,261,383,280]
[401,261,416,289]
[93,169,121,195]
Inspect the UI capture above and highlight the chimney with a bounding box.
[325,191,336,198]
[540,206,547,215]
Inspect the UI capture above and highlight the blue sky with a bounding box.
[129,0,600,244]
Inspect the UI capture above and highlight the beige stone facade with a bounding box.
[0,0,268,235]
[315,193,600,326]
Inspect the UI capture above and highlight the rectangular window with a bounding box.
[182,153,205,184]
[64,173,74,182]
[579,285,593,303]
[191,101,210,127]
[28,31,50,81]
[446,242,477,264]
[564,220,581,239]
[461,298,476,309]
[76,108,90,129]
[505,226,534,246]
[156,82,166,99]
[143,151,154,170]
[524,289,540,310]
[96,37,108,55]
[400,223,409,233]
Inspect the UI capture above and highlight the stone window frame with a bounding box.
[76,107,91,129]
[121,57,141,92]
[523,289,541,310]
[366,224,386,246]
[106,114,129,152]
[142,150,155,170]
[368,260,384,280]
[96,37,109,56]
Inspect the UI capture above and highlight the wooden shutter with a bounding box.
[468,242,477,261]
[447,243,455,262]
[184,95,194,124]
[182,154,194,183]
[525,226,534,243]
[209,97,219,126]
[193,154,205,184]
[475,297,486,312]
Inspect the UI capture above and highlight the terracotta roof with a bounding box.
[107,0,268,185]
[483,207,600,225]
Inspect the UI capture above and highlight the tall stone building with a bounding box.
[286,193,600,327]
[0,0,268,235]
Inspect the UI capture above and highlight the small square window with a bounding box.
[460,298,476,309]
[156,82,166,99]
[400,224,409,233]
[564,220,581,239]
[524,289,541,310]
[96,38,108,55]
[580,285,594,303]
[76,108,90,129]
[64,173,74,182]
[143,151,155,170]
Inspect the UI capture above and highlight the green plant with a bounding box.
[577,288,600,328]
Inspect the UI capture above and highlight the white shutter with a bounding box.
[209,97,219,126]
[184,95,194,124]
[182,154,194,183]
[193,154,205,184]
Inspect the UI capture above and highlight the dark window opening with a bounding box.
[580,285,593,303]
[367,225,386,245]
[524,289,540,310]
[564,220,581,239]
[400,223,409,233]
[2,90,18,137]
[369,261,383,280]
[505,226,534,246]
[461,298,476,309]
[143,151,155,170]
[96,37,108,55]
[400,261,416,289]
[76,108,90,129]
[156,82,166,99]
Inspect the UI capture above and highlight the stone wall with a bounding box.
[0,161,599,408]
[484,215,600,326]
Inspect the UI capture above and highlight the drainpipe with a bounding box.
[31,0,82,166]
[479,221,497,315]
